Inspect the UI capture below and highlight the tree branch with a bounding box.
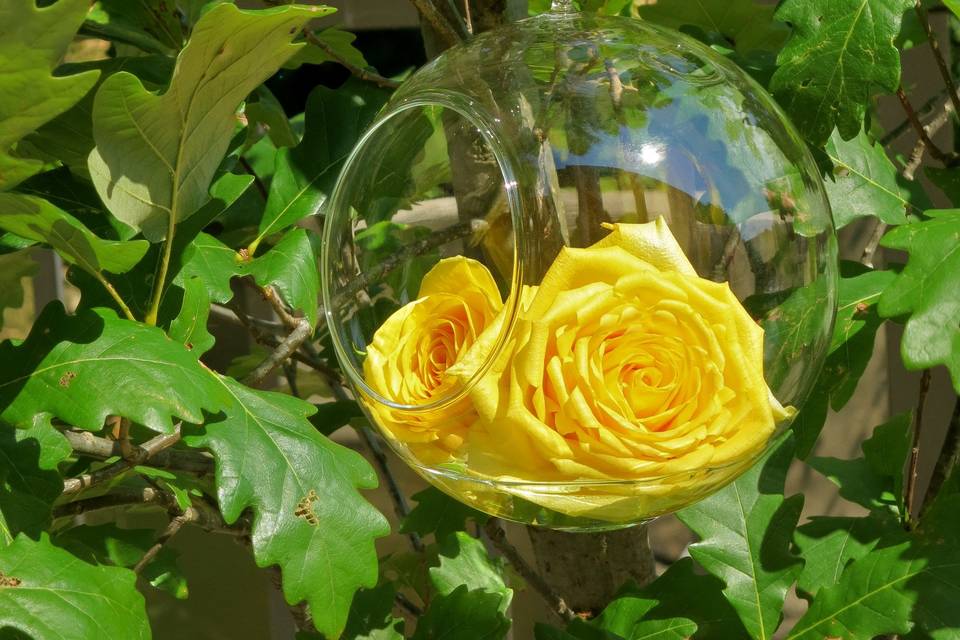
[134,509,197,574]
[915,0,960,124]
[896,86,952,164]
[303,30,401,89]
[906,369,933,524]
[62,428,213,475]
[410,0,465,48]
[61,427,186,496]
[238,156,269,201]
[881,89,948,145]
[922,396,960,516]
[243,317,312,387]
[53,487,177,519]
[483,519,577,622]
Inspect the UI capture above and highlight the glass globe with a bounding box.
[320,7,837,531]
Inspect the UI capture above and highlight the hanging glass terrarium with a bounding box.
[320,3,837,531]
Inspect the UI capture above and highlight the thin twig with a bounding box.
[902,98,957,180]
[860,221,889,268]
[356,426,424,552]
[303,30,401,89]
[53,487,176,519]
[395,592,423,617]
[62,429,213,475]
[484,519,576,622]
[896,87,951,163]
[906,369,933,525]
[134,509,197,574]
[915,0,960,124]
[410,0,464,48]
[921,397,960,516]
[61,428,185,496]
[238,156,269,201]
[244,318,313,387]
[881,89,948,145]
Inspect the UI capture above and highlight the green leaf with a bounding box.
[412,584,511,640]
[636,0,788,55]
[535,620,624,640]
[169,275,215,356]
[823,128,912,228]
[785,537,960,640]
[0,303,230,434]
[879,210,960,393]
[179,227,320,326]
[600,558,746,640]
[23,56,174,180]
[792,267,895,456]
[251,81,389,253]
[862,411,912,508]
[245,85,298,149]
[309,400,363,437]
[758,276,834,395]
[0,193,149,275]
[0,421,69,545]
[342,582,405,640]
[0,533,150,639]
[0,251,36,331]
[54,522,189,599]
[183,376,388,638]
[0,0,100,190]
[793,514,894,598]
[677,435,803,640]
[85,0,184,53]
[89,3,329,241]
[401,487,490,542]
[431,532,512,613]
[287,27,369,69]
[771,0,914,146]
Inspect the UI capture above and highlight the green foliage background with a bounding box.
[1,0,959,638]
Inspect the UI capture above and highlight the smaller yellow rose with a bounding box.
[362,256,502,463]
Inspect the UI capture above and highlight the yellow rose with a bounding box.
[460,218,790,518]
[362,256,502,464]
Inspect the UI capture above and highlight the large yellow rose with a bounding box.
[362,256,502,464]
[464,218,787,483]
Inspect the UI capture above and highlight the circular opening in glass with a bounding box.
[321,96,524,413]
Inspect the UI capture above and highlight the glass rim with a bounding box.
[320,91,527,414]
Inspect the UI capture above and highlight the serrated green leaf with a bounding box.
[251,81,389,253]
[793,267,895,456]
[401,487,489,542]
[431,532,512,613]
[0,0,100,190]
[286,26,369,70]
[535,620,625,640]
[179,227,320,326]
[807,456,895,512]
[823,128,912,228]
[54,522,189,599]
[169,276,214,356]
[0,533,150,639]
[0,251,36,331]
[879,210,960,392]
[0,421,69,545]
[588,567,700,640]
[793,514,894,598]
[0,193,149,276]
[89,3,329,241]
[677,435,803,640]
[183,376,388,638]
[412,584,511,640]
[342,582,405,640]
[309,400,363,437]
[603,558,746,640]
[862,411,912,509]
[0,304,230,434]
[23,57,174,179]
[786,538,960,640]
[771,0,914,147]
[636,0,788,55]
[85,0,184,53]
